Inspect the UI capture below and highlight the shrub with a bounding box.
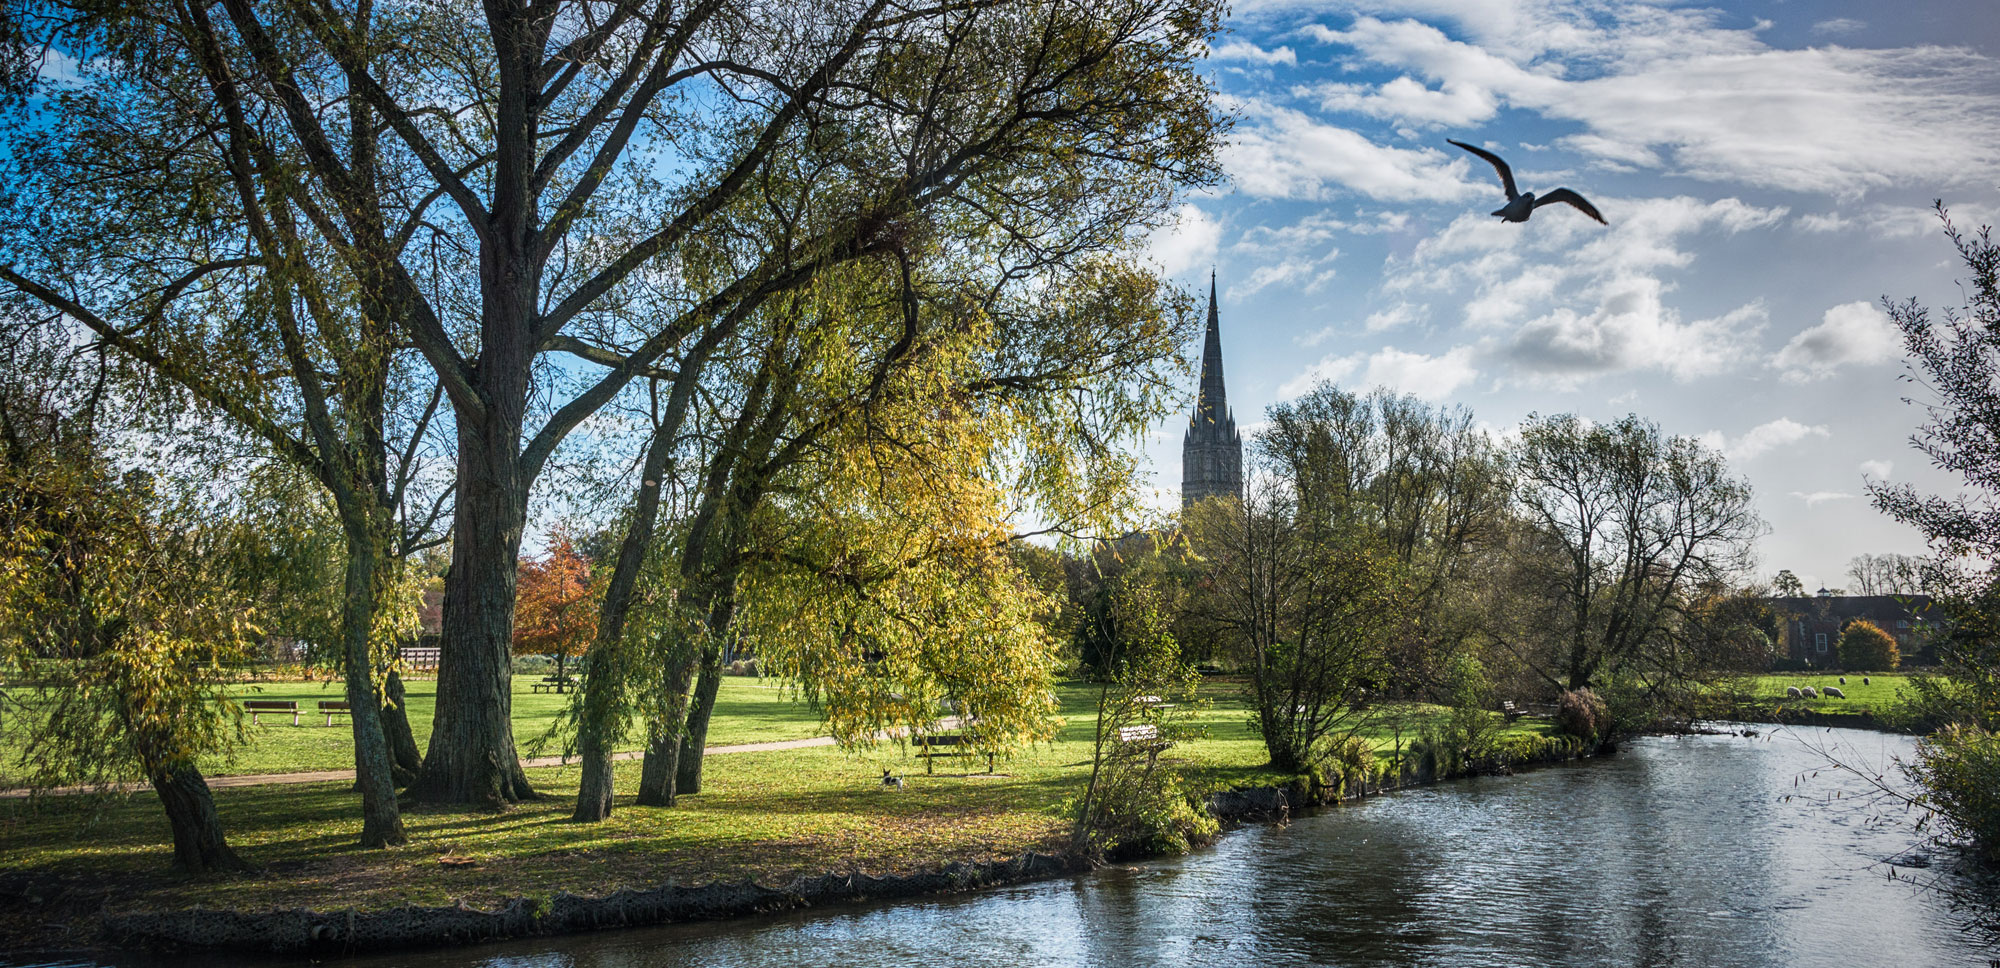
[1907,724,2000,861]
[1555,688,1610,742]
[1838,619,1901,671]
[723,658,760,677]
[511,654,554,675]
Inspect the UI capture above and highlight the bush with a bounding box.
[1907,724,2000,861]
[511,654,554,675]
[723,658,760,677]
[1839,620,1901,671]
[1555,688,1610,742]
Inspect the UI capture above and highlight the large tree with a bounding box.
[1499,413,1763,693]
[4,0,1222,806]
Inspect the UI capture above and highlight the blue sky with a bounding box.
[1140,0,2000,592]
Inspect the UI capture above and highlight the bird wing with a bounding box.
[1448,139,1518,200]
[1534,188,1607,225]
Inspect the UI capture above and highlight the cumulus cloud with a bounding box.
[1389,195,1783,385]
[1769,301,1900,382]
[1280,345,1478,401]
[1230,257,1338,299]
[1293,9,2000,196]
[1792,490,1857,507]
[1144,204,1221,277]
[1706,418,1830,461]
[1364,302,1425,333]
[1211,41,1298,66]
[1220,97,1483,201]
[1860,459,1893,479]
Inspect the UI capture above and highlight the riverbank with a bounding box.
[1708,673,1919,734]
[0,682,1594,960]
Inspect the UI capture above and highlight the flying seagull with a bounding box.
[1448,139,1607,225]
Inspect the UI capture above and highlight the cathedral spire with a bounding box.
[1183,270,1243,507]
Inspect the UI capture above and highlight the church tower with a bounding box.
[1182,272,1243,507]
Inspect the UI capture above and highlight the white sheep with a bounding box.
[1839,676,1847,685]
[1802,686,1818,698]
[1824,686,1846,699]
[1787,686,1803,699]
[1864,676,1871,685]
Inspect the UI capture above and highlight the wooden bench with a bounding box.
[1114,723,1173,762]
[1501,700,1523,721]
[318,700,351,726]
[912,732,994,774]
[530,676,576,694]
[244,700,299,726]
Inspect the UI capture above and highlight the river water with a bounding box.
[15,727,1998,967]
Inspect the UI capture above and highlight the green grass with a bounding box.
[0,678,1560,946]
[0,674,827,781]
[1730,672,1912,718]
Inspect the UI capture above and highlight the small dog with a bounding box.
[881,769,904,790]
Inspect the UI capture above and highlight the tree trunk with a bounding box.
[381,668,423,783]
[339,534,406,846]
[149,762,251,874]
[674,642,724,796]
[635,641,700,807]
[404,406,534,806]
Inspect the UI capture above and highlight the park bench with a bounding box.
[912,731,994,774]
[1113,723,1173,763]
[244,699,299,726]
[318,700,351,726]
[1501,700,1523,721]
[530,675,576,694]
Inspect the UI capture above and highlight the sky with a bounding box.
[1138,0,2000,592]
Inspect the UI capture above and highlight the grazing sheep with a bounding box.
[1864,676,1871,685]
[1787,686,1803,699]
[1825,686,1847,699]
[1839,676,1847,685]
[1802,686,1818,698]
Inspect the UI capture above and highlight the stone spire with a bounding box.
[1182,271,1243,507]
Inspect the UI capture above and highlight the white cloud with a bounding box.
[1390,196,1783,385]
[1280,345,1478,401]
[1791,490,1857,507]
[1220,97,1483,201]
[1812,18,1867,37]
[1211,41,1298,66]
[1144,204,1221,277]
[1364,302,1424,333]
[1709,417,1830,461]
[1769,301,1900,382]
[1859,459,1893,479]
[1230,257,1338,299]
[1294,9,2000,196]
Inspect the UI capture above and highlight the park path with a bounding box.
[0,718,963,798]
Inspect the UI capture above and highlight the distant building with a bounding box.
[1182,272,1243,507]
[1769,592,1935,666]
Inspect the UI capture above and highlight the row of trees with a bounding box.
[0,0,1228,868]
[1071,385,1771,786]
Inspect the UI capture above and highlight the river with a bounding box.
[12,726,1997,967]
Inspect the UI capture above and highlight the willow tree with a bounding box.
[0,340,257,873]
[1,16,453,837]
[5,0,1222,806]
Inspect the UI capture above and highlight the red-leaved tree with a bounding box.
[514,533,598,682]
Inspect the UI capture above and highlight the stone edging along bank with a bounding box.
[96,733,1606,958]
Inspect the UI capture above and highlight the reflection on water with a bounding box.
[12,728,1997,968]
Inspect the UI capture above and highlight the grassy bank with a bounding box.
[0,676,825,782]
[1717,673,1915,725]
[0,680,1564,951]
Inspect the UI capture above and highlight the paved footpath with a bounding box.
[0,719,962,798]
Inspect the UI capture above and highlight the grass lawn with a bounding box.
[0,678,1559,937]
[0,674,827,782]
[1728,672,1913,718]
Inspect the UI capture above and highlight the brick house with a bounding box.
[1769,590,1934,667]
